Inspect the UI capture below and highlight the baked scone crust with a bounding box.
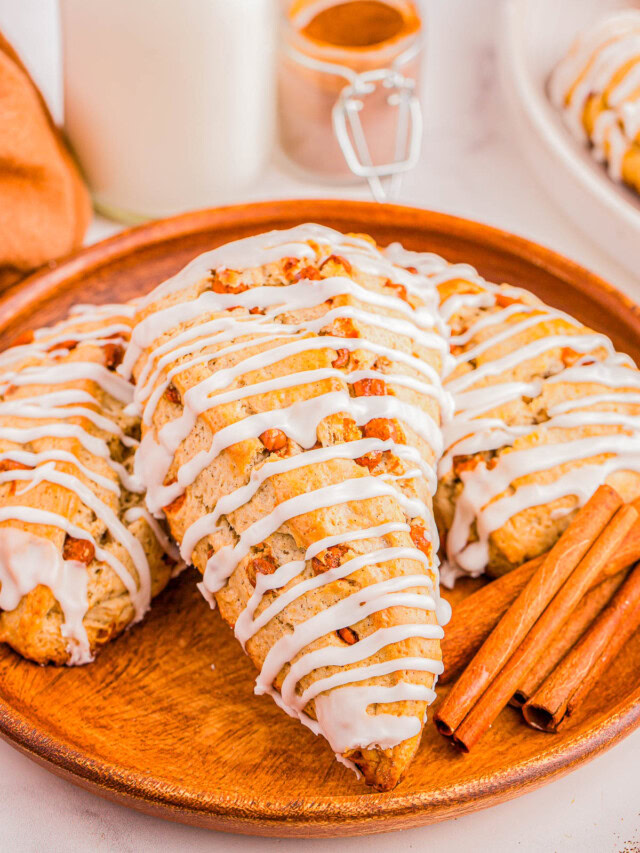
[0,303,179,665]
[126,225,451,790]
[386,245,640,580]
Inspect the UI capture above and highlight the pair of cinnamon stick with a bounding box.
[435,487,640,749]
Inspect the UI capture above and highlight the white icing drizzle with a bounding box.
[0,526,92,665]
[0,422,140,493]
[202,476,435,595]
[0,306,171,663]
[0,448,118,493]
[315,683,436,754]
[404,246,640,578]
[181,443,434,562]
[0,361,133,405]
[0,390,136,446]
[255,576,438,693]
[446,332,614,395]
[130,225,451,762]
[0,464,152,609]
[0,504,139,609]
[0,323,130,370]
[238,547,432,646]
[550,11,640,184]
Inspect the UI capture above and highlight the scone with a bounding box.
[124,224,452,791]
[550,10,640,195]
[385,243,640,580]
[0,303,180,665]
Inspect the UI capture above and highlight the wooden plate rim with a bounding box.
[1,199,639,834]
[4,199,640,328]
[2,678,639,831]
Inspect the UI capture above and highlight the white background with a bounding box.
[0,1,639,850]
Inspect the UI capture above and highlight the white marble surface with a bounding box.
[0,1,639,851]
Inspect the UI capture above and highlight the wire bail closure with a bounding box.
[284,39,423,203]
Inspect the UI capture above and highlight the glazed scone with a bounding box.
[550,10,640,195]
[0,303,180,665]
[124,224,453,791]
[384,244,640,580]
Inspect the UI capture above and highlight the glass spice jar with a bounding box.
[279,0,424,199]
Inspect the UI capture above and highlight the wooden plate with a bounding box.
[1,200,639,837]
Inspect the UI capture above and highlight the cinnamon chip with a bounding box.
[260,429,287,452]
[62,536,95,565]
[335,317,359,339]
[337,626,359,645]
[325,544,348,568]
[283,257,300,274]
[247,554,277,587]
[48,338,78,353]
[164,383,181,405]
[103,342,124,370]
[353,378,386,397]
[293,265,322,282]
[453,455,480,475]
[385,280,409,302]
[355,451,383,471]
[320,254,352,275]
[362,417,398,442]
[211,270,249,294]
[331,348,349,369]
[312,543,348,574]
[211,281,249,295]
[561,347,581,367]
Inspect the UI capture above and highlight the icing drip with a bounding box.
[129,224,451,761]
[0,464,152,612]
[0,527,92,665]
[124,506,182,567]
[315,683,437,754]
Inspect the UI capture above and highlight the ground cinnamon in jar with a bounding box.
[301,1,407,48]
[279,0,423,181]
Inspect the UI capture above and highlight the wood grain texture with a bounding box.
[0,200,639,837]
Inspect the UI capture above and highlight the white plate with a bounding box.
[500,0,640,279]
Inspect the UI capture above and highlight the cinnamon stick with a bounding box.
[512,571,628,707]
[434,485,622,738]
[524,561,640,732]
[440,498,640,685]
[439,557,540,684]
[451,502,637,752]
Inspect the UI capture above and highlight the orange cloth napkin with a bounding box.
[0,31,91,288]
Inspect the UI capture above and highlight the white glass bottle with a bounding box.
[60,0,277,222]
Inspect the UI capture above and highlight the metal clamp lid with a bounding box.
[284,38,423,202]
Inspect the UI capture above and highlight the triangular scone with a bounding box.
[0,304,181,665]
[123,224,452,790]
[549,10,640,195]
[385,245,640,581]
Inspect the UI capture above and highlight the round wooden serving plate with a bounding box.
[1,200,639,837]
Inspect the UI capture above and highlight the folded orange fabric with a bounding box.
[0,31,91,288]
